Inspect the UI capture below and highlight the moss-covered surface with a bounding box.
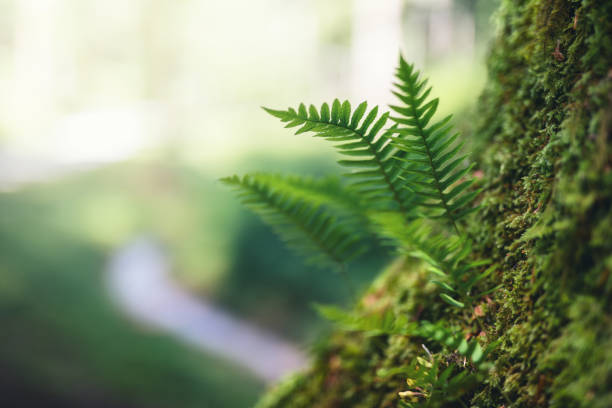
[256,0,612,407]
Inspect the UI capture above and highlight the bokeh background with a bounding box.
[0,0,498,406]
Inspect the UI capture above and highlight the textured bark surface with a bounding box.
[257,1,612,406]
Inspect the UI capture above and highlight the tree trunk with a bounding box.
[257,1,612,406]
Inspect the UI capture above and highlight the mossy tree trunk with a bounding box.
[257,1,612,407]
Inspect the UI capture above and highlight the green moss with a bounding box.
[258,0,612,406]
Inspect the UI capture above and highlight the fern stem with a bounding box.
[370,147,411,218]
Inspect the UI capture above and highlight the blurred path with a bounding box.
[107,237,308,383]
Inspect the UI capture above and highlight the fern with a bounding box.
[221,174,368,268]
[394,353,481,408]
[314,304,416,336]
[247,173,367,221]
[371,212,492,307]
[392,329,499,408]
[390,55,479,233]
[225,55,497,407]
[317,305,496,367]
[224,55,490,307]
[264,101,419,219]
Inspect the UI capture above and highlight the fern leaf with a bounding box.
[439,293,465,308]
[264,101,418,220]
[314,304,416,336]
[371,212,454,275]
[389,55,480,232]
[222,174,368,268]
[249,173,365,217]
[317,305,497,369]
[371,211,489,305]
[418,322,497,367]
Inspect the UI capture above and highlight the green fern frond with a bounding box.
[250,173,365,218]
[221,174,368,268]
[395,353,482,408]
[417,322,496,366]
[317,305,499,406]
[264,101,418,220]
[372,213,460,272]
[317,305,497,368]
[389,55,480,232]
[314,304,416,336]
[394,326,500,407]
[370,211,491,306]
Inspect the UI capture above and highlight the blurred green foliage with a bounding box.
[0,157,388,405]
[0,175,263,407]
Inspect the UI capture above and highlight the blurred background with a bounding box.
[0,0,498,406]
